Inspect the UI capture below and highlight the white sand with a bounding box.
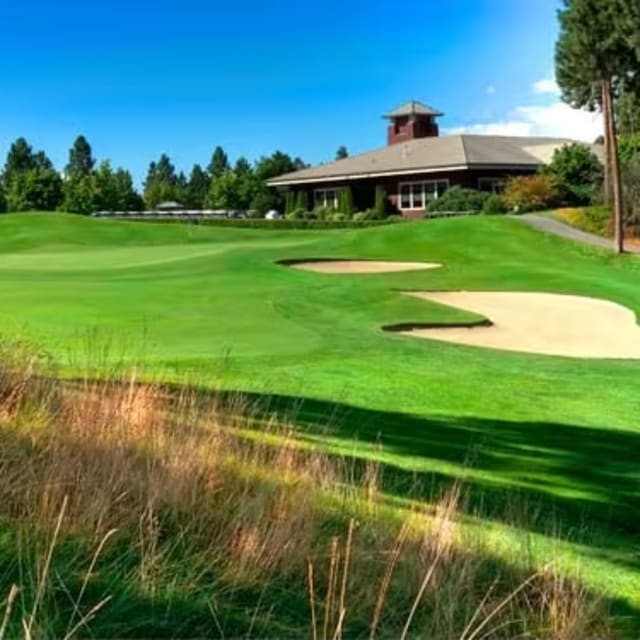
[287,260,440,274]
[398,291,640,359]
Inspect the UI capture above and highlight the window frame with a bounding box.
[478,177,506,193]
[314,188,339,209]
[397,179,449,210]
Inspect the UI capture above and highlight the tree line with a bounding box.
[0,136,308,215]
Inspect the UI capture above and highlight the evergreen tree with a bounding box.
[113,168,143,211]
[294,190,308,211]
[234,156,252,176]
[555,0,639,252]
[3,138,36,183]
[284,190,295,214]
[338,187,354,215]
[374,185,388,217]
[336,146,349,160]
[143,154,178,208]
[207,146,230,180]
[185,164,210,209]
[255,151,300,181]
[33,151,54,171]
[66,135,95,178]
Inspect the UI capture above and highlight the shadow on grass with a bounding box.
[211,390,640,563]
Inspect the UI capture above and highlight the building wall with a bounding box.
[387,116,439,145]
[291,167,535,217]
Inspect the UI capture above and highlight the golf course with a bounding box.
[1,211,639,636]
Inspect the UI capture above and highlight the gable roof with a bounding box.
[383,100,444,118]
[267,135,601,186]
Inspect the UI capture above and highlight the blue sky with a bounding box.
[0,0,602,184]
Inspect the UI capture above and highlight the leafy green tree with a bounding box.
[185,164,210,209]
[544,143,603,204]
[66,135,95,178]
[338,187,354,215]
[555,0,638,252]
[6,168,63,211]
[207,146,230,180]
[61,175,96,214]
[206,171,241,209]
[250,186,280,215]
[336,146,349,160]
[0,187,6,213]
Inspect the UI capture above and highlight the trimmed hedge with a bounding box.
[105,216,407,230]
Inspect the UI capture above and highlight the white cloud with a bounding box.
[486,85,496,96]
[445,101,603,142]
[532,77,559,94]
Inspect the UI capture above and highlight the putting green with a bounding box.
[1,212,640,611]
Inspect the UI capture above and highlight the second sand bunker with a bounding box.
[396,291,640,359]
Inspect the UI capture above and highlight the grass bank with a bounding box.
[0,212,639,623]
[0,350,626,638]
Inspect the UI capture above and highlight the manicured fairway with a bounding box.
[1,213,639,616]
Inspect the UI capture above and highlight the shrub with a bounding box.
[285,208,310,220]
[338,187,354,216]
[312,205,334,221]
[481,194,508,215]
[354,207,384,221]
[295,190,308,211]
[544,143,603,206]
[284,190,295,215]
[427,186,489,213]
[503,175,564,212]
[373,185,388,217]
[329,212,349,222]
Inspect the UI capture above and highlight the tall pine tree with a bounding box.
[555,0,639,252]
[66,135,95,178]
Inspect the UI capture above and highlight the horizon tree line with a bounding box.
[0,136,308,215]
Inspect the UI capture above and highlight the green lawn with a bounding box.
[1,212,639,620]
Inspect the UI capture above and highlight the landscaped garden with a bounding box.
[0,211,639,637]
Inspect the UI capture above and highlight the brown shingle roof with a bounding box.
[267,135,600,186]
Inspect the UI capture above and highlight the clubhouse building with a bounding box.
[267,101,599,217]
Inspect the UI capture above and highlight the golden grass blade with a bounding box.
[0,585,19,640]
[26,495,68,637]
[308,559,317,640]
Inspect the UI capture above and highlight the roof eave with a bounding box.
[267,162,541,187]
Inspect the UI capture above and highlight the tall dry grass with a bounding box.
[0,345,613,638]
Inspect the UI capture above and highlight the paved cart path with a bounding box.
[514,213,640,253]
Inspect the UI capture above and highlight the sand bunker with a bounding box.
[393,291,640,359]
[283,259,440,274]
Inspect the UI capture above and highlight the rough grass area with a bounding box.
[0,213,639,629]
[0,353,620,638]
[551,206,612,237]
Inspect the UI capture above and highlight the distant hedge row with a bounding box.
[112,216,407,230]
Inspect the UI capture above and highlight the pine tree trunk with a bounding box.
[602,82,611,206]
[603,77,624,253]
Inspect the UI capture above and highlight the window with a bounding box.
[314,188,339,208]
[397,180,449,210]
[478,177,506,193]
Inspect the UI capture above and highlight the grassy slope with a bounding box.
[1,212,639,611]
